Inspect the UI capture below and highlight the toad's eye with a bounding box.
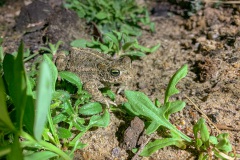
[110,69,120,77]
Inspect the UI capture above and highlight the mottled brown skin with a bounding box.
[56,48,132,105]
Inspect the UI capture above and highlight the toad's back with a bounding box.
[66,48,112,82]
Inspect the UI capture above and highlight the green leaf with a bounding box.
[59,71,82,92]
[145,121,160,135]
[43,54,58,92]
[24,151,58,160]
[34,61,53,141]
[122,41,136,51]
[52,113,67,124]
[3,42,27,129]
[216,133,232,152]
[193,118,209,143]
[164,101,186,119]
[102,89,115,100]
[70,39,88,48]
[104,32,119,45]
[124,51,146,57]
[164,65,188,103]
[209,136,218,145]
[57,127,72,139]
[124,102,140,116]
[125,90,191,142]
[140,138,186,156]
[87,110,110,128]
[0,77,15,131]
[79,102,102,115]
[95,11,108,19]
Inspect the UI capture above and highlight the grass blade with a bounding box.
[3,42,27,129]
[34,61,53,141]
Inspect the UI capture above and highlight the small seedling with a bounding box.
[40,41,63,56]
[193,118,234,160]
[124,65,236,159]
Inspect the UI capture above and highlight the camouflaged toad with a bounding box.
[55,48,132,106]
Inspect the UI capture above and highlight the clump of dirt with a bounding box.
[2,0,90,53]
[1,0,239,160]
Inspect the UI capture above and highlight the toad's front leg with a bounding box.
[83,80,116,107]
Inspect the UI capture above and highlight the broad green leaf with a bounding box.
[145,121,160,135]
[122,41,136,51]
[52,90,71,102]
[24,151,58,160]
[104,32,119,49]
[164,65,188,103]
[209,136,218,145]
[124,102,140,116]
[34,61,53,141]
[125,90,191,142]
[70,39,88,48]
[57,127,72,139]
[7,134,23,160]
[72,117,86,131]
[0,77,15,131]
[95,11,108,19]
[100,44,110,52]
[102,89,115,100]
[164,101,186,119]
[193,118,209,142]
[59,71,82,92]
[52,113,67,124]
[216,133,232,152]
[79,102,102,115]
[43,54,58,92]
[140,138,186,156]
[87,110,110,128]
[3,42,27,129]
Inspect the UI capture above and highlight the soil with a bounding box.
[1,0,239,160]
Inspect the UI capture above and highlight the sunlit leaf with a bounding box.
[79,102,102,115]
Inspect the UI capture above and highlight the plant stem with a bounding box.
[23,52,39,62]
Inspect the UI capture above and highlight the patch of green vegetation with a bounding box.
[65,0,159,58]
[0,43,110,159]
[0,43,237,159]
[64,0,155,35]
[124,65,236,159]
[71,30,160,57]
